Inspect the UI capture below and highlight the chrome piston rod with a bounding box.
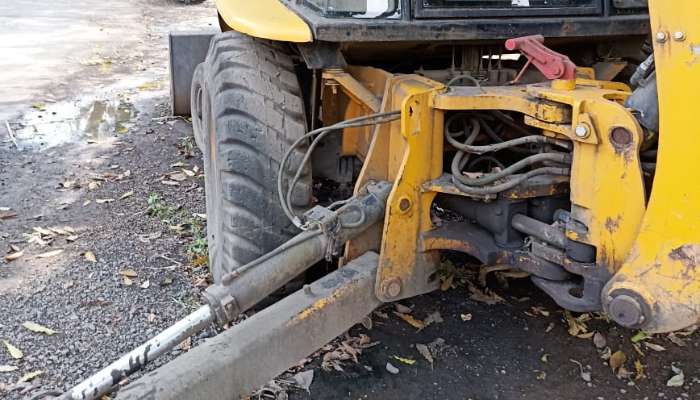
[60,181,391,400]
[63,306,214,400]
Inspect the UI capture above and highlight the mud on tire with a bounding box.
[192,31,310,282]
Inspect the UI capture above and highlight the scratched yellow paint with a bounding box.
[604,0,700,333]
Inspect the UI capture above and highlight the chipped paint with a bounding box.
[669,244,700,269]
[605,216,622,233]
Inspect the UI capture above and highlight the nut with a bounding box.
[656,31,668,43]
[574,124,590,139]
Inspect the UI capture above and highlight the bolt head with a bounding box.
[382,278,402,298]
[574,124,590,138]
[656,31,668,43]
[608,294,645,328]
[673,31,686,42]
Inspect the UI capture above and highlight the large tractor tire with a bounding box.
[191,31,311,283]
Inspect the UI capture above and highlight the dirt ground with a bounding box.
[0,1,698,400]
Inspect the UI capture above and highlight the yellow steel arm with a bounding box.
[216,0,312,43]
[603,0,700,332]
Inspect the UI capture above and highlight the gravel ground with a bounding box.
[0,115,214,398]
[1,1,699,400]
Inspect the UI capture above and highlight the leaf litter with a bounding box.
[23,321,58,335]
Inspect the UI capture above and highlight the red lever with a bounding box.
[505,35,576,81]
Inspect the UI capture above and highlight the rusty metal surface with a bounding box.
[115,252,382,400]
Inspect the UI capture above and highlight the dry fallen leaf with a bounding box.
[120,191,134,200]
[177,337,192,351]
[292,369,314,392]
[423,311,443,329]
[169,172,187,182]
[4,250,23,262]
[416,343,433,367]
[531,307,550,317]
[609,350,627,372]
[0,211,17,220]
[182,169,195,177]
[140,280,151,289]
[33,227,53,236]
[570,359,591,382]
[3,341,23,359]
[84,251,97,263]
[123,276,134,286]
[394,312,425,330]
[22,321,57,335]
[393,355,416,365]
[593,332,607,349]
[634,359,646,381]
[96,198,115,204]
[18,370,44,383]
[36,249,64,258]
[644,342,667,352]
[394,303,412,314]
[667,365,684,387]
[468,283,505,305]
[667,333,686,347]
[119,268,138,277]
[0,365,18,373]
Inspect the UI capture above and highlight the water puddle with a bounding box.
[12,96,138,150]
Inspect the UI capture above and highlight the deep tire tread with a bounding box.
[198,31,310,281]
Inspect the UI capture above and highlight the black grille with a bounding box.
[416,0,603,18]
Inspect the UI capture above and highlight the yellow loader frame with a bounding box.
[216,0,700,333]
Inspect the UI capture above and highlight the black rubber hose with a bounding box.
[451,167,571,196]
[452,152,571,187]
[445,129,570,155]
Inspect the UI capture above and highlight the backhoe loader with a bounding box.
[58,0,700,399]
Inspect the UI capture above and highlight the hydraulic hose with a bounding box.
[452,152,571,187]
[451,166,571,196]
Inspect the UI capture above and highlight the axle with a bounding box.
[61,181,391,400]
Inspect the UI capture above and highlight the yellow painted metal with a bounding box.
[373,76,446,301]
[215,0,312,43]
[603,0,700,333]
[321,68,391,158]
[341,73,445,300]
[527,84,647,272]
[436,82,647,272]
[433,86,571,124]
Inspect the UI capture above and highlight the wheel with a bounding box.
[193,31,311,283]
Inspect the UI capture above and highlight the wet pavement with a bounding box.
[0,0,216,148]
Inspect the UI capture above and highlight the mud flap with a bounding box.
[168,30,217,116]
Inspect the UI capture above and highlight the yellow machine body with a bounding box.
[319,16,700,332]
[603,0,700,332]
[215,0,312,43]
[213,0,699,333]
